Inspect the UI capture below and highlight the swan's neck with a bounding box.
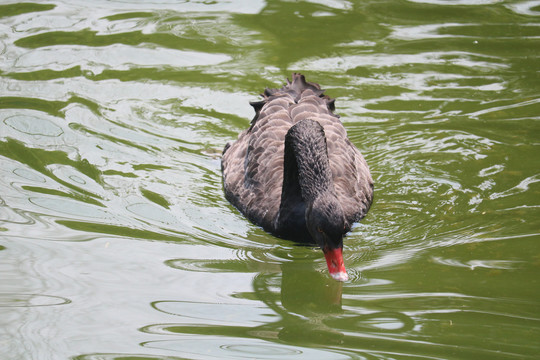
[285,120,333,202]
[275,119,334,236]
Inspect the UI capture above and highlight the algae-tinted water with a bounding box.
[1,1,539,359]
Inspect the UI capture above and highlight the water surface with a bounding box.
[1,1,539,359]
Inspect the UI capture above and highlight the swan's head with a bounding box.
[306,193,348,281]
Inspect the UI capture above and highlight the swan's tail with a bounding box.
[249,73,336,119]
[266,73,323,100]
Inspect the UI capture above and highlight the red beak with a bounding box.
[323,247,348,281]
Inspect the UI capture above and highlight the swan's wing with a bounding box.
[342,141,374,224]
[222,95,295,231]
[222,73,373,232]
[327,130,373,226]
[286,91,374,225]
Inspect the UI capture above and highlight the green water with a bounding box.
[1,1,539,359]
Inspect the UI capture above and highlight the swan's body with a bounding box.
[221,74,373,280]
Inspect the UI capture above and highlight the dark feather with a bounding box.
[222,73,373,241]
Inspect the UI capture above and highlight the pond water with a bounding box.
[1,1,539,359]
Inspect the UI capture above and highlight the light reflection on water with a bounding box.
[1,0,539,359]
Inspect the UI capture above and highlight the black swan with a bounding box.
[221,73,373,281]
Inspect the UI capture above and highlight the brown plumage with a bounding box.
[221,73,373,281]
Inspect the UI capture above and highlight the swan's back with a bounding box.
[222,74,373,235]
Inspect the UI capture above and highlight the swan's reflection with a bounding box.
[279,260,343,316]
[143,260,346,357]
[147,255,414,357]
[269,260,346,345]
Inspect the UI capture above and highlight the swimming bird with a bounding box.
[221,73,373,281]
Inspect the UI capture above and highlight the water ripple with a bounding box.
[432,256,521,270]
[142,337,351,360]
[4,114,63,136]
[150,300,274,327]
[14,44,231,74]
[73,354,185,360]
[1,1,539,359]
[292,51,509,72]
[507,0,540,16]
[0,293,71,307]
